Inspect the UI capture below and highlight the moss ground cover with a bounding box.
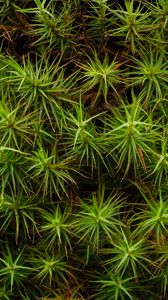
[0,0,168,299]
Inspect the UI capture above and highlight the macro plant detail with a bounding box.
[28,249,73,288]
[104,95,158,175]
[0,246,31,294]
[27,145,76,199]
[93,273,136,300]
[39,204,72,253]
[146,0,168,29]
[1,54,75,130]
[0,0,168,299]
[0,191,40,245]
[77,51,122,106]
[86,0,111,42]
[73,185,125,260]
[147,134,168,187]
[0,149,28,193]
[128,50,168,100]
[63,100,107,174]
[0,100,36,148]
[25,0,77,50]
[132,189,168,244]
[109,0,152,53]
[102,228,150,278]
